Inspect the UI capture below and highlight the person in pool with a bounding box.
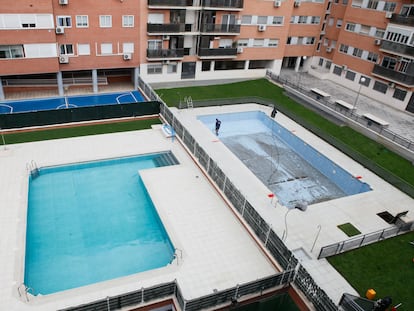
[215,118,221,136]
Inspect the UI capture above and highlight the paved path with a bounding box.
[279,70,414,142]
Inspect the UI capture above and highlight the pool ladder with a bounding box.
[172,248,183,265]
[184,96,193,109]
[17,283,34,302]
[27,160,40,179]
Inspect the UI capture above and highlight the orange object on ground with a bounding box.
[366,289,376,300]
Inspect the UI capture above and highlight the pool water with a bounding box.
[198,111,371,208]
[25,152,177,295]
[0,90,145,114]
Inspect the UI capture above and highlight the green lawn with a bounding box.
[328,232,414,310]
[0,118,161,144]
[156,78,414,188]
[337,223,361,237]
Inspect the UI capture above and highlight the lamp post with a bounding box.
[282,202,307,241]
[353,77,366,110]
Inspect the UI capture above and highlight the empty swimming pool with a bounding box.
[0,90,145,114]
[25,152,177,295]
[198,111,371,208]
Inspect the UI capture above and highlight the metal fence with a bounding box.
[318,221,414,259]
[338,293,376,311]
[266,70,414,154]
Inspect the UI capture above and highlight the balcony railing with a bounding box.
[200,23,240,34]
[201,0,243,9]
[147,49,185,59]
[147,23,185,33]
[372,64,414,86]
[389,14,414,26]
[380,40,414,57]
[198,48,237,57]
[148,0,193,6]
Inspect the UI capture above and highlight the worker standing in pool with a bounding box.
[215,118,221,136]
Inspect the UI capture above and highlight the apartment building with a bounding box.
[0,0,413,112]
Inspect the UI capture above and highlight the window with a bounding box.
[272,16,284,25]
[123,43,134,53]
[336,19,343,28]
[393,88,407,101]
[287,37,292,45]
[241,15,252,24]
[57,16,72,27]
[257,16,268,24]
[253,39,264,47]
[60,44,74,55]
[328,17,334,26]
[383,2,396,12]
[298,16,307,24]
[382,56,397,69]
[147,64,162,74]
[202,61,211,71]
[100,43,112,55]
[359,25,370,35]
[237,39,249,47]
[77,43,90,55]
[122,15,134,27]
[21,23,36,28]
[342,0,348,4]
[367,52,378,63]
[268,39,279,47]
[367,0,378,9]
[318,58,324,66]
[346,23,356,32]
[373,81,387,93]
[352,47,363,57]
[339,44,349,53]
[305,37,315,44]
[148,40,162,50]
[345,70,356,81]
[375,29,385,38]
[100,15,112,28]
[311,16,320,24]
[0,45,24,59]
[76,15,88,28]
[325,60,332,69]
[333,65,342,76]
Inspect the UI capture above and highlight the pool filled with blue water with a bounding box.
[25,152,176,295]
[198,111,371,207]
[0,90,145,114]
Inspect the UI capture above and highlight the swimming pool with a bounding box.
[0,90,145,114]
[25,152,177,295]
[198,111,371,208]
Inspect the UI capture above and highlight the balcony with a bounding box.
[147,49,185,59]
[147,23,186,34]
[389,14,414,26]
[201,0,244,9]
[198,48,237,58]
[148,0,193,7]
[372,64,414,86]
[380,40,414,57]
[200,23,240,34]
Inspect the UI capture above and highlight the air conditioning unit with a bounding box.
[258,24,266,32]
[342,65,348,71]
[294,1,301,7]
[162,60,170,64]
[59,55,69,64]
[385,12,393,18]
[55,26,65,34]
[123,53,132,60]
[374,39,381,45]
[326,47,332,53]
[274,0,281,7]
[59,0,68,4]
[389,82,395,88]
[237,47,243,53]
[162,35,170,40]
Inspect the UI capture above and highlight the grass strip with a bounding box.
[1,118,161,144]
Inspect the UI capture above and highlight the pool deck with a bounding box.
[0,126,278,310]
[1,102,414,310]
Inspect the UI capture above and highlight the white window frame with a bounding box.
[122,15,134,27]
[100,43,113,55]
[57,16,72,27]
[76,15,88,28]
[60,44,74,55]
[99,15,112,28]
[77,43,90,55]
